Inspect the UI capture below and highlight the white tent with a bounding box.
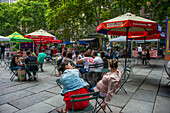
[25,29,55,37]
[0,36,10,41]
[110,36,159,42]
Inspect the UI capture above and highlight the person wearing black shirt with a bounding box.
[25,51,38,80]
[10,51,32,79]
[59,45,62,54]
[0,43,5,59]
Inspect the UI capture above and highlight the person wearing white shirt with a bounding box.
[138,44,142,58]
[72,50,82,61]
[93,52,103,69]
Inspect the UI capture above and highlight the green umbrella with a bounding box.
[8,31,33,42]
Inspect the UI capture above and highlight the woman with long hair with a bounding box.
[93,59,122,110]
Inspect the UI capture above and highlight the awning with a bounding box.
[78,41,88,44]
[79,38,96,42]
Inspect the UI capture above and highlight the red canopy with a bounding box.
[97,13,159,36]
[47,39,63,44]
[132,33,165,40]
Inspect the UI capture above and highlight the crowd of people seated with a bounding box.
[55,47,122,113]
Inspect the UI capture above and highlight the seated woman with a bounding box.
[93,60,122,110]
[56,62,89,113]
[62,52,76,67]
[100,51,108,68]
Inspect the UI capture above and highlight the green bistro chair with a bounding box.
[67,91,100,113]
[116,66,132,94]
[56,78,62,89]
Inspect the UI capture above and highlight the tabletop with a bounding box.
[90,68,110,73]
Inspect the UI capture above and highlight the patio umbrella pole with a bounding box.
[144,36,146,54]
[33,42,34,53]
[40,37,42,52]
[125,27,130,67]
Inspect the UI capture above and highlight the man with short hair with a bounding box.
[38,49,47,72]
[25,51,38,80]
[93,52,104,69]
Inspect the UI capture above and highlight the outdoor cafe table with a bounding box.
[90,68,110,73]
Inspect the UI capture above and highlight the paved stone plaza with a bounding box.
[0,59,169,113]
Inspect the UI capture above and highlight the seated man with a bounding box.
[92,52,104,69]
[38,49,47,72]
[25,51,38,80]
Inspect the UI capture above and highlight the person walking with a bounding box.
[0,43,5,59]
[38,49,47,72]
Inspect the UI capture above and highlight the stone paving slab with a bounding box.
[153,96,170,113]
[121,99,154,113]
[123,84,139,93]
[144,77,160,85]
[0,104,19,113]
[0,83,37,96]
[0,81,21,89]
[127,76,146,86]
[0,90,33,105]
[44,95,65,107]
[109,91,133,108]
[139,83,158,92]
[158,86,170,98]
[25,83,56,93]
[46,86,62,94]
[9,91,55,109]
[132,89,157,103]
[15,102,55,113]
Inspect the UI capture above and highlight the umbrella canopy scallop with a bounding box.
[97,13,159,36]
[8,32,33,42]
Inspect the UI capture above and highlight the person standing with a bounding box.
[138,44,142,58]
[0,43,5,59]
[38,49,47,72]
[59,45,62,54]
[106,43,111,53]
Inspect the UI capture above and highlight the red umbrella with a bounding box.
[47,39,63,44]
[97,13,159,66]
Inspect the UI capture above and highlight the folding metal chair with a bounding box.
[56,78,110,113]
[164,62,170,86]
[51,60,59,76]
[10,67,18,81]
[67,91,101,113]
[95,94,113,113]
[27,62,39,79]
[116,66,131,94]
[56,78,62,89]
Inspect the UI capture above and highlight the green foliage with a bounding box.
[0,0,47,36]
[0,0,169,40]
